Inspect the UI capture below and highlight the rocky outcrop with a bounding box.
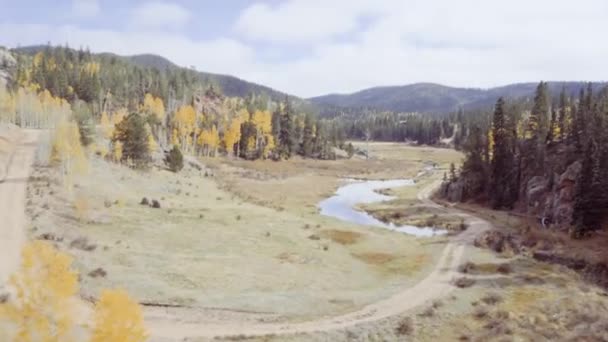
[0,48,16,87]
[526,176,548,209]
[541,160,582,228]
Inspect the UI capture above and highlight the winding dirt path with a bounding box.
[145,179,491,340]
[0,129,39,286]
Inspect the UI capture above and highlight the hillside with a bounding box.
[12,46,295,102]
[311,81,608,114]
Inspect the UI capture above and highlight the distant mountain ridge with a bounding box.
[310,81,608,114]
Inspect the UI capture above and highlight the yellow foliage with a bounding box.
[0,241,78,342]
[197,125,220,156]
[91,289,147,342]
[252,110,272,134]
[146,124,158,153]
[112,108,128,126]
[141,94,165,122]
[487,129,494,161]
[50,120,88,188]
[0,85,71,128]
[173,105,197,150]
[237,108,250,121]
[223,117,242,155]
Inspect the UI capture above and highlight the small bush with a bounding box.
[459,218,468,231]
[88,268,107,278]
[453,277,475,288]
[497,263,512,274]
[395,317,414,336]
[308,234,320,241]
[70,237,96,251]
[473,306,489,320]
[459,262,476,274]
[140,197,149,206]
[481,293,503,305]
[164,145,184,172]
[236,215,241,221]
[151,200,161,209]
[418,306,435,317]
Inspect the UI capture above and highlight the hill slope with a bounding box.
[311,82,608,113]
[13,46,295,102]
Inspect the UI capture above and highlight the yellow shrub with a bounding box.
[91,289,147,342]
[0,241,78,341]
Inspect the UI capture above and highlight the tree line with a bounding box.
[442,82,608,238]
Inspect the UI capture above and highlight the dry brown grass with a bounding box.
[320,229,363,245]
[353,252,397,265]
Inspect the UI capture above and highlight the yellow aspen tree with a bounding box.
[146,124,158,153]
[0,241,78,342]
[173,105,196,152]
[90,289,147,342]
[223,117,242,157]
[209,125,219,157]
[50,120,88,190]
[0,86,16,124]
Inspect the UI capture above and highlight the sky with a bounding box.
[0,0,607,98]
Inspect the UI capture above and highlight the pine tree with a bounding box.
[558,86,568,140]
[278,99,295,159]
[300,113,315,157]
[112,113,151,169]
[164,145,184,173]
[489,98,516,209]
[526,81,549,141]
[571,140,601,237]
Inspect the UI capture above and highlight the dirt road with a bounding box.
[0,129,39,286]
[145,179,491,340]
[0,133,490,340]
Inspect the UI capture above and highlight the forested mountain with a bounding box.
[13,46,294,102]
[0,45,341,165]
[311,82,608,114]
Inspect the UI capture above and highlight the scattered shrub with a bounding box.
[140,197,149,206]
[70,237,96,251]
[432,300,443,309]
[308,234,320,241]
[150,200,161,209]
[88,268,107,278]
[497,263,512,274]
[418,306,435,317]
[481,293,503,305]
[459,262,476,274]
[395,317,414,336]
[453,277,475,288]
[473,306,489,320]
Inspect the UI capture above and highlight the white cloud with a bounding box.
[131,1,191,30]
[0,23,255,78]
[2,0,608,98]
[234,0,391,44]
[71,0,100,18]
[235,0,608,96]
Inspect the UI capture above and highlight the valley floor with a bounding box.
[4,133,608,341]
